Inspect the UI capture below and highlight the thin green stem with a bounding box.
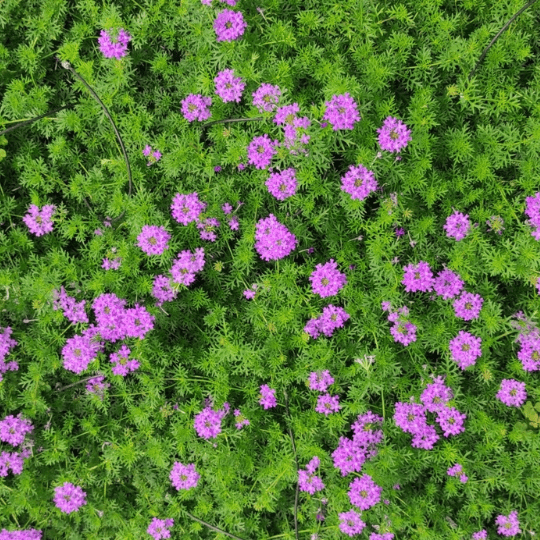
[202,116,264,129]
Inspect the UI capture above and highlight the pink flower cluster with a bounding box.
[265,168,297,200]
[377,116,412,153]
[152,275,178,307]
[348,474,382,510]
[496,379,526,407]
[447,463,468,483]
[143,145,161,166]
[252,83,281,113]
[309,259,347,298]
[273,104,311,155]
[496,511,521,537]
[147,518,174,540]
[472,530,487,540]
[171,248,205,286]
[254,214,297,261]
[233,409,249,429]
[170,462,199,490]
[385,304,417,346]
[0,327,18,382]
[197,217,220,242]
[181,94,212,122]
[525,192,540,240]
[194,402,230,439]
[86,376,109,400]
[323,93,360,130]
[137,225,171,256]
[449,331,482,370]
[259,384,277,409]
[53,482,87,514]
[213,9,247,42]
[0,415,33,447]
[171,192,207,226]
[98,28,131,59]
[402,261,434,293]
[22,204,55,236]
[340,164,378,201]
[0,529,42,539]
[517,331,540,372]
[214,69,245,103]
[304,305,350,339]
[0,449,30,478]
[298,456,325,494]
[444,211,471,241]
[52,287,88,324]
[247,134,278,169]
[338,509,366,537]
[308,370,334,392]
[315,393,341,416]
[110,345,140,376]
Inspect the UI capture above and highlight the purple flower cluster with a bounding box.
[52,287,88,324]
[171,192,207,225]
[171,248,205,286]
[181,94,212,122]
[22,204,55,236]
[340,164,378,201]
[0,415,33,447]
[298,456,325,494]
[370,534,394,540]
[338,509,366,537]
[170,462,200,490]
[194,402,229,439]
[254,214,297,261]
[252,83,281,113]
[472,530,488,540]
[147,518,174,540]
[243,285,257,300]
[61,330,104,373]
[315,393,341,416]
[137,225,170,256]
[496,379,526,407]
[0,450,28,477]
[304,305,350,339]
[247,134,278,169]
[309,259,347,298]
[234,409,249,429]
[308,370,334,392]
[453,291,483,321]
[402,261,434,293]
[517,332,540,372]
[213,9,247,42]
[0,529,42,540]
[0,327,18,382]
[143,145,161,166]
[110,345,140,376]
[444,211,471,241]
[332,411,384,476]
[197,217,220,242]
[265,168,297,200]
[386,305,417,346]
[85,376,109,400]
[259,384,277,409]
[273,105,310,155]
[214,69,245,103]
[525,192,540,240]
[449,331,482,370]
[447,463,468,483]
[433,268,464,300]
[377,116,412,153]
[98,28,131,59]
[348,474,382,510]
[53,482,87,514]
[495,511,521,537]
[152,275,178,307]
[323,93,361,130]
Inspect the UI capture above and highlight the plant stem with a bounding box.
[184,511,248,540]
[202,116,264,129]
[0,106,70,137]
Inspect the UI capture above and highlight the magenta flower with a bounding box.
[393,402,427,435]
[420,376,453,413]
[252,83,281,113]
[170,462,200,490]
[348,474,382,510]
[171,248,205,286]
[377,116,412,153]
[213,9,247,42]
[449,331,482,369]
[274,103,300,125]
[233,409,249,429]
[389,319,417,346]
[0,451,26,477]
[265,168,297,200]
[517,333,540,371]
[315,393,341,415]
[247,134,278,169]
[85,376,109,400]
[453,291,483,321]
[222,202,233,214]
[0,327,18,380]
[254,214,297,261]
[433,268,464,300]
[137,225,170,256]
[472,530,488,540]
[436,406,466,437]
[53,483,87,514]
[0,529,42,539]
[496,379,526,407]
[402,261,434,292]
[411,423,440,450]
[338,509,366,536]
[197,217,220,242]
[305,305,350,339]
[62,333,103,374]
[298,467,325,495]
[447,463,463,477]
[214,69,245,103]
[308,370,334,392]
[0,415,33,447]
[444,211,471,241]
[243,286,257,299]
[98,28,131,59]
[525,192,540,240]
[229,215,239,230]
[181,94,212,122]
[152,275,178,306]
[259,384,277,409]
[194,403,229,439]
[52,287,88,324]
[123,304,155,340]
[171,192,207,225]
[309,259,347,298]
[143,145,162,166]
[22,204,55,236]
[340,164,378,201]
[110,345,140,376]
[495,511,521,537]
[147,518,174,540]
[323,93,360,130]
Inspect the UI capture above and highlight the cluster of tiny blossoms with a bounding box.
[214,69,245,103]
[273,103,311,155]
[323,93,360,130]
[0,413,33,478]
[213,9,247,42]
[444,211,471,241]
[170,462,200,490]
[53,482,87,514]
[254,214,297,261]
[0,327,18,382]
[0,529,42,539]
[143,145,162,166]
[304,305,350,339]
[98,28,131,59]
[194,402,230,439]
[377,116,412,153]
[265,168,298,200]
[181,95,212,122]
[252,83,281,113]
[496,379,527,407]
[309,259,347,298]
[383,303,417,346]
[298,456,325,494]
[22,204,55,236]
[52,287,88,324]
[137,225,171,256]
[147,518,174,540]
[525,192,540,240]
[259,384,277,409]
[340,164,378,201]
[447,463,468,483]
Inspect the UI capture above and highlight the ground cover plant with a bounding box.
[0,0,540,538]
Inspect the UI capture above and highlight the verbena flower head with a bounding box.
[123,304,155,340]
[323,93,360,130]
[447,463,463,477]
[453,291,483,321]
[259,384,277,409]
[402,261,434,293]
[0,327,18,381]
[213,9,247,42]
[282,116,311,156]
[170,462,200,490]
[194,403,229,439]
[348,474,382,510]
[102,255,122,270]
[305,305,350,339]
[496,379,526,407]
[308,370,334,392]
[214,69,245,103]
[472,530,488,540]
[86,376,109,400]
[197,217,220,242]
[298,468,325,495]
[436,406,466,437]
[444,211,471,241]
[62,333,102,374]
[247,134,278,169]
[152,275,178,306]
[243,286,257,300]
[340,164,378,201]
[233,409,249,429]
[332,436,367,476]
[338,509,366,536]
[274,103,300,126]
[229,215,239,230]
[309,259,347,298]
[0,415,33,447]
[389,320,417,346]
[495,511,521,537]
[53,483,87,514]
[377,116,412,153]
[98,28,131,59]
[171,248,205,286]
[254,214,297,261]
[252,83,281,113]
[265,168,297,200]
[222,202,233,214]
[517,333,540,371]
[22,204,55,236]
[449,331,482,369]
[525,192,540,240]
[147,518,174,540]
[411,423,440,450]
[181,94,212,122]
[315,393,341,415]
[92,293,126,341]
[420,377,453,413]
[137,225,170,256]
[433,268,464,300]
[393,402,427,435]
[171,192,206,225]
[110,345,140,376]
[0,529,42,539]
[143,145,161,166]
[52,287,88,324]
